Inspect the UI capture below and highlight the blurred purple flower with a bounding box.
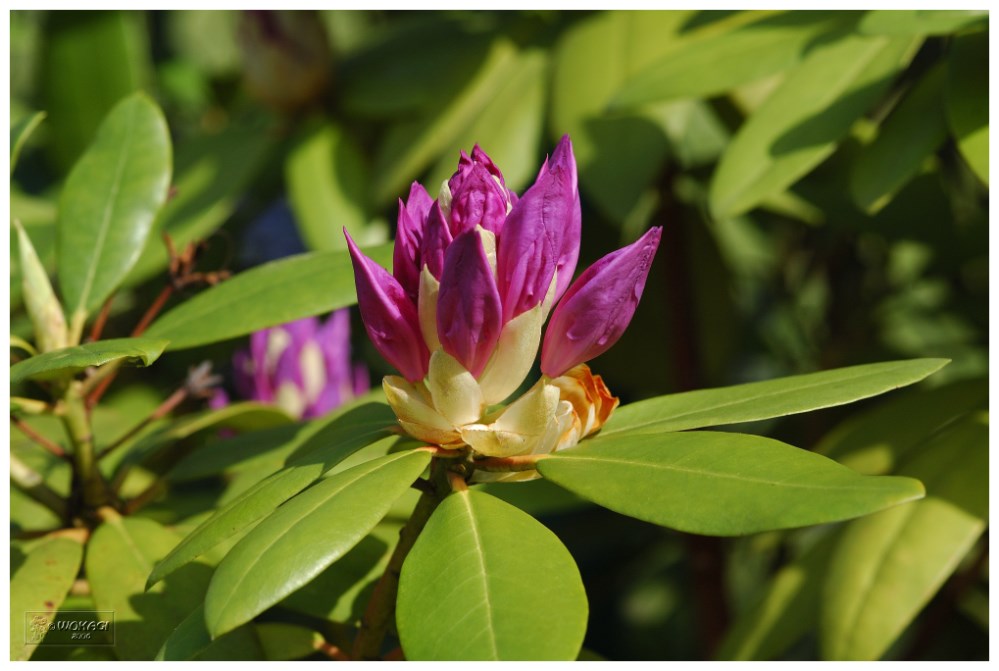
[220,310,369,420]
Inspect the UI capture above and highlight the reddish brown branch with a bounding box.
[87,296,115,343]
[11,414,68,459]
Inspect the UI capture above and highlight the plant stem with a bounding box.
[98,385,189,460]
[352,458,448,660]
[10,452,68,519]
[10,414,68,459]
[61,382,112,512]
[472,453,546,472]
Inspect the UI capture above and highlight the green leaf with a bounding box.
[147,402,396,588]
[945,32,988,186]
[156,605,262,661]
[611,11,855,108]
[167,423,304,483]
[144,244,392,350]
[57,92,172,329]
[709,33,918,219]
[849,63,948,213]
[11,110,45,174]
[10,536,84,661]
[717,531,838,660]
[10,337,168,384]
[599,358,948,438]
[204,449,431,637]
[256,623,323,661]
[397,489,588,660]
[859,10,987,36]
[286,121,380,251]
[127,121,273,285]
[424,48,547,193]
[537,431,925,536]
[820,412,988,661]
[87,515,213,660]
[13,219,67,353]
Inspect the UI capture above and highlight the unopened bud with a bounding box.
[14,220,67,353]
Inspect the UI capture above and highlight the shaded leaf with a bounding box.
[256,623,323,661]
[87,515,213,660]
[57,93,172,326]
[537,431,925,536]
[945,32,988,186]
[11,110,46,174]
[204,450,431,636]
[10,337,168,384]
[710,33,918,219]
[147,402,396,587]
[820,412,988,660]
[286,121,379,251]
[144,244,392,350]
[859,10,987,36]
[10,536,84,661]
[849,63,948,213]
[156,604,262,661]
[599,358,948,438]
[397,490,588,660]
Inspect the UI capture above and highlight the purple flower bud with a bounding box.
[436,231,503,378]
[496,135,581,322]
[393,182,434,303]
[448,149,511,236]
[541,226,662,378]
[229,311,370,419]
[419,202,453,281]
[346,231,430,382]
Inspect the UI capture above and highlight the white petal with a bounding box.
[275,382,306,419]
[460,381,560,457]
[417,266,441,353]
[299,341,326,405]
[477,302,544,405]
[426,349,485,426]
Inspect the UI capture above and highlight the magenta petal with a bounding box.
[346,231,430,382]
[541,226,662,378]
[419,202,453,280]
[393,182,433,303]
[449,162,509,237]
[436,230,503,378]
[496,135,579,322]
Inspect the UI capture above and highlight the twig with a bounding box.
[10,452,67,519]
[472,454,546,472]
[87,296,115,343]
[11,414,68,459]
[316,641,352,662]
[98,387,189,460]
[131,284,175,337]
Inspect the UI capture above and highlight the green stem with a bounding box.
[352,458,448,660]
[60,382,111,512]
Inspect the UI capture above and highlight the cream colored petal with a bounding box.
[476,226,497,276]
[426,349,485,426]
[382,376,459,446]
[438,180,452,219]
[417,267,441,353]
[275,382,306,419]
[541,270,559,320]
[459,382,560,458]
[476,302,544,405]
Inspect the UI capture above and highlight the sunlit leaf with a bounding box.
[537,431,925,535]
[10,337,168,384]
[204,450,430,637]
[945,32,988,186]
[256,623,324,661]
[859,10,987,36]
[156,604,262,661]
[710,33,918,219]
[820,413,988,661]
[144,244,391,350]
[397,490,588,660]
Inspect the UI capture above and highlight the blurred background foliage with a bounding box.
[10,9,988,661]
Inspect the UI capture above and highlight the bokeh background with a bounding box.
[10,10,988,660]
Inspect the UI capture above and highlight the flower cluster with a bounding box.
[347,136,660,470]
[213,311,369,420]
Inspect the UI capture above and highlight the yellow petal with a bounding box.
[477,302,544,405]
[460,381,560,457]
[382,375,461,445]
[426,349,485,426]
[417,266,441,353]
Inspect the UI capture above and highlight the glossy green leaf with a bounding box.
[256,623,323,661]
[10,537,84,661]
[57,93,171,329]
[286,121,379,251]
[945,32,988,186]
[144,244,391,350]
[40,11,151,170]
[147,402,396,587]
[371,39,519,205]
[537,431,925,536]
[204,449,431,637]
[87,515,213,660]
[709,33,918,219]
[11,110,45,174]
[167,423,305,483]
[821,412,988,661]
[599,358,947,439]
[127,121,273,285]
[717,531,838,660]
[156,605,262,661]
[425,48,547,193]
[859,10,987,36]
[849,63,947,213]
[155,403,294,443]
[612,11,854,108]
[398,489,588,660]
[10,337,168,384]
[816,377,987,475]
